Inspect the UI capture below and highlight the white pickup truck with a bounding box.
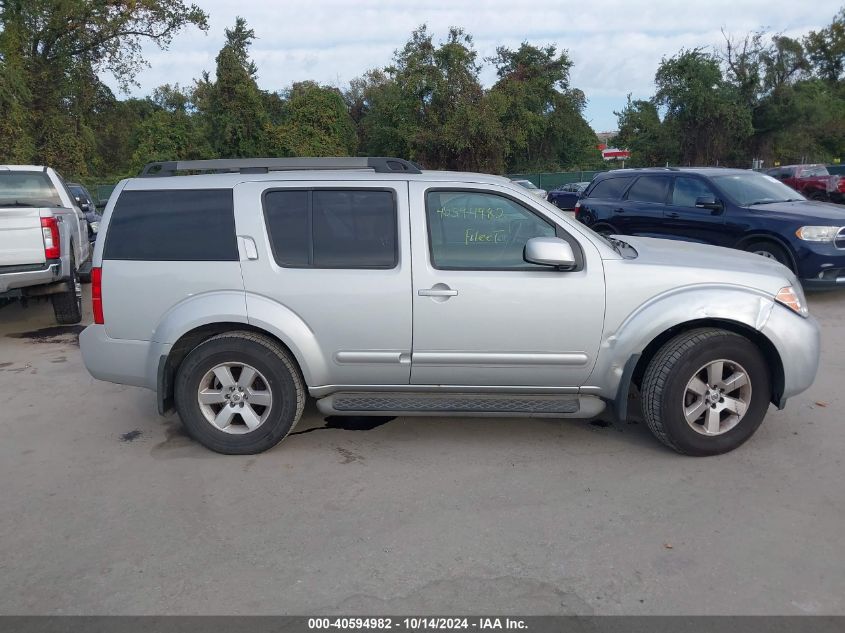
[0,165,91,324]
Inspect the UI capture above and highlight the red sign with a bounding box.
[602,148,631,160]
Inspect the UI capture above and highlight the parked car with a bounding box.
[574,167,845,289]
[511,179,547,198]
[0,165,91,323]
[547,181,590,210]
[67,182,101,243]
[765,164,845,203]
[80,157,818,456]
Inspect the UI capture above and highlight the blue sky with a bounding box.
[102,0,843,132]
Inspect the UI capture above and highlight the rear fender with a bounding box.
[244,293,328,386]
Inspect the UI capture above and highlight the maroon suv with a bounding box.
[766,164,845,204]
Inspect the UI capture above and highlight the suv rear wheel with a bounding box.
[174,331,305,454]
[641,328,771,456]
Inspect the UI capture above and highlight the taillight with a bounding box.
[41,217,60,259]
[92,267,104,325]
[574,201,581,218]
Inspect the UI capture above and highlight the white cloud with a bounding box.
[101,0,843,130]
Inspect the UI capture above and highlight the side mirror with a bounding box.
[524,236,576,269]
[695,196,723,212]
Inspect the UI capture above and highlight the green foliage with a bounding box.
[5,4,845,184]
[195,17,269,158]
[654,48,752,165]
[354,26,509,171]
[267,82,357,157]
[614,96,674,166]
[805,8,845,83]
[617,6,845,168]
[488,42,596,171]
[0,0,208,178]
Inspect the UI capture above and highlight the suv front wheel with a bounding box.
[641,328,771,456]
[174,331,305,454]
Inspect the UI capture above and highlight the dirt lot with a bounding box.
[0,289,843,615]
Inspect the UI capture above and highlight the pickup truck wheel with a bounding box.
[744,241,792,270]
[641,328,771,456]
[174,331,305,454]
[808,191,827,202]
[51,256,83,324]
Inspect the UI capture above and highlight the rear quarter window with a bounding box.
[103,189,238,261]
[586,177,632,200]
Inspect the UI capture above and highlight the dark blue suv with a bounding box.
[575,167,845,289]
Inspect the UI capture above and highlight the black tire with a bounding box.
[808,191,827,202]
[51,254,82,324]
[743,240,793,271]
[174,331,305,454]
[641,328,771,456]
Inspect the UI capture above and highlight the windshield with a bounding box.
[798,166,829,178]
[711,172,805,206]
[0,172,63,207]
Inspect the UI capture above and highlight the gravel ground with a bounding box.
[0,289,842,615]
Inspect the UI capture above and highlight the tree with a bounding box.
[0,0,208,175]
[614,96,674,165]
[130,85,213,172]
[654,48,752,165]
[195,17,270,158]
[488,42,597,171]
[354,25,506,171]
[267,81,357,157]
[805,7,845,82]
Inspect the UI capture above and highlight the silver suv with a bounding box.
[79,158,820,456]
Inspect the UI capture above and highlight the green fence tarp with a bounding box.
[507,171,602,190]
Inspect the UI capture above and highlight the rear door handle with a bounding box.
[666,212,680,219]
[613,207,624,213]
[419,288,458,297]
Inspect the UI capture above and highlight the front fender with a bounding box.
[585,284,776,398]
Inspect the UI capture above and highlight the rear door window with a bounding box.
[626,176,670,204]
[103,189,238,261]
[263,189,397,269]
[586,177,632,200]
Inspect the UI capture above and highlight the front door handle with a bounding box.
[613,207,624,213]
[419,287,458,297]
[666,212,680,219]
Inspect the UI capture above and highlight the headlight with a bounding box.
[795,226,842,242]
[90,221,99,234]
[775,286,809,317]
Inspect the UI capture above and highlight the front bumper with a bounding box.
[760,305,821,406]
[795,241,845,289]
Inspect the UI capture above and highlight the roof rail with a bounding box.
[139,157,422,177]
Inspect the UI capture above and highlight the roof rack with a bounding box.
[139,157,421,177]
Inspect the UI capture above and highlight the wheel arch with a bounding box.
[156,322,306,415]
[733,232,798,272]
[622,318,785,418]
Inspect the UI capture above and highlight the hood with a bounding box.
[612,235,795,290]
[746,200,845,222]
